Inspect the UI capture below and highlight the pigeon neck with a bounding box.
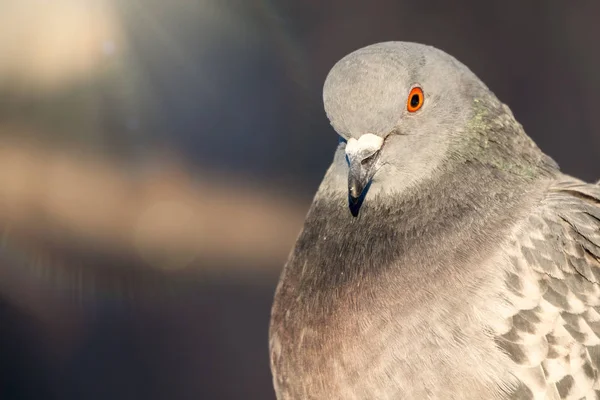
[288,158,553,297]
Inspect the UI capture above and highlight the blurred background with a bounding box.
[0,1,599,399]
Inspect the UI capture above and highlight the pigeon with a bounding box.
[269,41,600,400]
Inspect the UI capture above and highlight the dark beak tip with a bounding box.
[347,170,374,218]
[348,195,363,217]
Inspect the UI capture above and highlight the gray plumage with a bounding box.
[269,41,600,399]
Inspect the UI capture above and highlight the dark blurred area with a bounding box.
[0,1,598,399]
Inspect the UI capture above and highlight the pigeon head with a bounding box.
[323,41,537,216]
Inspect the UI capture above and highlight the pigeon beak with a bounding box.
[344,134,384,217]
[347,151,379,217]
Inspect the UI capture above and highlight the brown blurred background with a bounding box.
[0,1,599,399]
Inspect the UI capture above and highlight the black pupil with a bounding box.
[410,94,420,108]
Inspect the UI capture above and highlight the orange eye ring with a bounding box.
[407,87,424,112]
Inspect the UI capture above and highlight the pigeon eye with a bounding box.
[407,87,424,112]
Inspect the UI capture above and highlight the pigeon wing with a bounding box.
[498,178,600,400]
